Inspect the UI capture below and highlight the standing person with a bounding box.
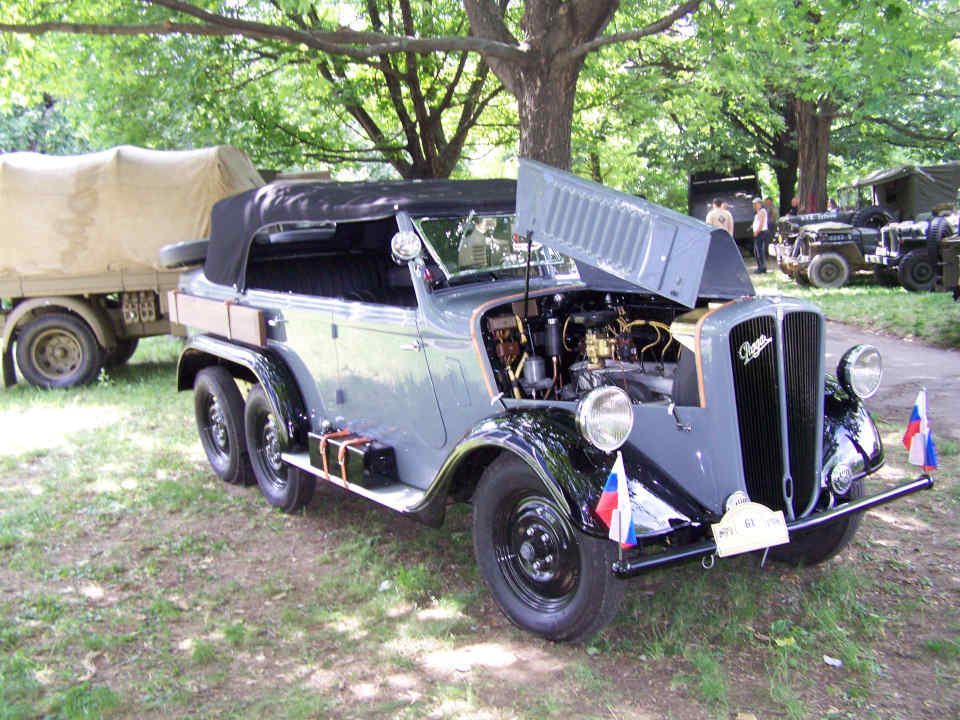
[752,197,769,273]
[828,198,838,212]
[704,197,734,237]
[787,196,802,215]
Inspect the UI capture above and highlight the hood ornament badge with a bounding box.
[738,334,773,366]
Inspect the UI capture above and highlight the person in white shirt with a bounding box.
[704,198,734,237]
[752,197,768,273]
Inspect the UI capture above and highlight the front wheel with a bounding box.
[898,249,936,292]
[770,479,864,566]
[244,385,315,512]
[472,455,624,642]
[807,252,850,288]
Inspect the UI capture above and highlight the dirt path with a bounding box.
[825,320,960,443]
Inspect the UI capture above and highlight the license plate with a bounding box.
[711,501,789,558]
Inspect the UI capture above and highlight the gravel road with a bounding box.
[825,320,960,443]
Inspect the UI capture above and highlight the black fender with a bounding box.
[177,334,308,448]
[821,376,884,493]
[411,409,611,534]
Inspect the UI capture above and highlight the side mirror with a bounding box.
[391,231,422,264]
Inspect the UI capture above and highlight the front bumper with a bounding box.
[865,248,900,266]
[611,474,933,577]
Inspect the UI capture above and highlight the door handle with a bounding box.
[268,316,287,327]
[399,341,423,351]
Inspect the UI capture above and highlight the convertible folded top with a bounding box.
[204,179,517,287]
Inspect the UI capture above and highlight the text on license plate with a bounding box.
[711,501,789,558]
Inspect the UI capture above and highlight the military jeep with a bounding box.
[866,214,959,292]
[166,160,931,641]
[778,222,882,288]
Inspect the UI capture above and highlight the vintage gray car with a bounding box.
[168,160,932,641]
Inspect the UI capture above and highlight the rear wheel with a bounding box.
[807,252,850,288]
[194,366,253,485]
[104,338,139,367]
[898,249,936,292]
[16,313,103,388]
[472,455,624,642]
[771,479,864,566]
[245,385,315,512]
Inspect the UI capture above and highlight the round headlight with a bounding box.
[576,386,634,452]
[838,344,882,399]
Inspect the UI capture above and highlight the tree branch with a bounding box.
[555,0,703,64]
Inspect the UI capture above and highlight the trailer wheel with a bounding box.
[16,313,103,388]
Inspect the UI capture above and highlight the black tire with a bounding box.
[807,252,850,289]
[244,385,314,512]
[872,265,898,286]
[898,249,936,292]
[158,239,209,269]
[472,455,624,642]
[927,216,950,243]
[15,313,103,388]
[104,338,139,367]
[770,479,864,566]
[851,206,891,229]
[194,366,254,486]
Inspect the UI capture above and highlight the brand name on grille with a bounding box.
[738,334,773,366]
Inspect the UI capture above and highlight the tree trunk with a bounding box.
[515,63,583,170]
[770,94,799,215]
[795,98,834,214]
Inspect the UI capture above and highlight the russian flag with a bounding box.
[903,388,938,472]
[594,452,638,548]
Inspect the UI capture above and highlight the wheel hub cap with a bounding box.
[33,329,82,378]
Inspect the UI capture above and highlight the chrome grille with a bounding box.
[729,311,821,517]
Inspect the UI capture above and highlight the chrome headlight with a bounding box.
[576,386,634,452]
[838,344,882,399]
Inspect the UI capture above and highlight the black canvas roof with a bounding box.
[204,178,517,287]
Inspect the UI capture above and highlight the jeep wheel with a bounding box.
[472,455,624,642]
[898,249,936,292]
[807,252,850,288]
[851,206,891,229]
[194,366,254,485]
[771,479,863,566]
[16,313,103,388]
[245,385,315,512]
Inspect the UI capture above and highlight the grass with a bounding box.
[752,265,960,347]
[0,336,957,719]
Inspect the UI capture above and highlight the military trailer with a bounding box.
[167,160,930,641]
[687,168,761,245]
[0,145,262,388]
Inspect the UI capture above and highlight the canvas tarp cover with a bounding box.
[853,162,960,210]
[0,145,263,277]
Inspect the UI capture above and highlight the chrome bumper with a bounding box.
[611,475,934,577]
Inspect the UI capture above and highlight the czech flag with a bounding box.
[595,452,638,548]
[903,388,938,472]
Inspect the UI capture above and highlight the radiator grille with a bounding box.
[729,312,821,517]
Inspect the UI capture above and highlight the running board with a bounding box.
[281,451,427,513]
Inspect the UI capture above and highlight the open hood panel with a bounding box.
[515,159,752,308]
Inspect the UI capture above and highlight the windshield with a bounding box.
[414,214,575,282]
[837,185,871,210]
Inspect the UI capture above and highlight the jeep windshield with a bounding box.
[414,214,575,283]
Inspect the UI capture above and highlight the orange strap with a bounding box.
[337,437,371,487]
[319,430,351,479]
